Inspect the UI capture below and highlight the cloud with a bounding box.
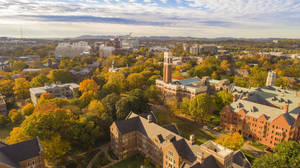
[0,0,300,38]
[20,15,167,26]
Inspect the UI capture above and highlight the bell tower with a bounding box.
[163,51,173,83]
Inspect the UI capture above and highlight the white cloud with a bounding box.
[0,0,299,38]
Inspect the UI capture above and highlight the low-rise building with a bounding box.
[0,138,45,168]
[29,83,79,105]
[110,112,250,168]
[221,85,300,148]
[0,95,7,115]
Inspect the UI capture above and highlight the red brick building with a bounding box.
[110,112,251,168]
[221,86,300,148]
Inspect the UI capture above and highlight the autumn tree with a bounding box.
[30,74,50,87]
[215,132,244,150]
[8,109,23,124]
[13,78,30,99]
[87,100,108,121]
[5,127,31,144]
[79,79,99,96]
[22,103,35,116]
[12,60,27,71]
[0,80,14,97]
[127,73,145,89]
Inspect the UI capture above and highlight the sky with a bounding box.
[0,0,300,38]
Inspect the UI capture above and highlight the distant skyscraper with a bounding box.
[266,71,276,86]
[163,51,173,83]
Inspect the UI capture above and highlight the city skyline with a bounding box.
[1,0,300,38]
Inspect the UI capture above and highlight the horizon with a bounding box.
[1,0,300,38]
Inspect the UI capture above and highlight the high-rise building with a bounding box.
[183,43,189,51]
[163,51,173,83]
[266,71,276,86]
[120,34,139,49]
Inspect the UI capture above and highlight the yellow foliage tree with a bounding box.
[5,127,30,144]
[13,78,30,99]
[215,132,244,150]
[79,79,100,94]
[22,103,34,116]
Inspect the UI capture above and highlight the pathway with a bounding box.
[242,141,265,157]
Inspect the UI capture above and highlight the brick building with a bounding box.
[0,138,45,168]
[221,85,300,148]
[156,52,229,99]
[29,83,79,105]
[110,112,250,168]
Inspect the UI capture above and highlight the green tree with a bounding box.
[253,141,300,168]
[116,97,132,120]
[145,85,160,102]
[30,74,50,87]
[47,69,72,83]
[127,73,145,89]
[101,93,120,121]
[87,100,108,120]
[213,90,233,111]
[13,78,30,99]
[184,94,213,124]
[0,114,9,127]
[41,135,71,162]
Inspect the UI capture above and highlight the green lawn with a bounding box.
[153,105,216,145]
[241,149,256,164]
[110,154,153,168]
[249,141,267,151]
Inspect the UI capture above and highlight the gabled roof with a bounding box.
[163,124,180,135]
[0,138,42,168]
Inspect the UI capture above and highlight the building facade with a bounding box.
[29,83,79,105]
[0,138,45,168]
[55,41,91,57]
[0,95,7,115]
[221,85,300,148]
[266,71,276,86]
[110,113,250,168]
[156,52,229,99]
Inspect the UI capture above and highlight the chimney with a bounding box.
[233,94,238,102]
[245,93,249,99]
[147,115,153,123]
[284,104,289,113]
[189,134,195,145]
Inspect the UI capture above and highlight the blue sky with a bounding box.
[0,0,300,38]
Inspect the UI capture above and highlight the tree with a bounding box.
[127,73,145,89]
[184,94,213,124]
[41,135,71,162]
[101,93,120,121]
[249,66,267,87]
[0,114,9,127]
[79,79,99,96]
[253,141,300,168]
[13,78,30,99]
[47,69,72,83]
[215,132,244,150]
[37,92,53,105]
[22,103,35,116]
[30,74,50,87]
[145,85,160,102]
[115,97,132,120]
[87,100,108,120]
[0,80,14,97]
[128,89,150,113]
[8,109,23,124]
[12,60,27,71]
[5,127,31,144]
[220,60,230,73]
[213,91,233,111]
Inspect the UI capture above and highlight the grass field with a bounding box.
[110,154,153,168]
[249,141,267,151]
[152,104,216,145]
